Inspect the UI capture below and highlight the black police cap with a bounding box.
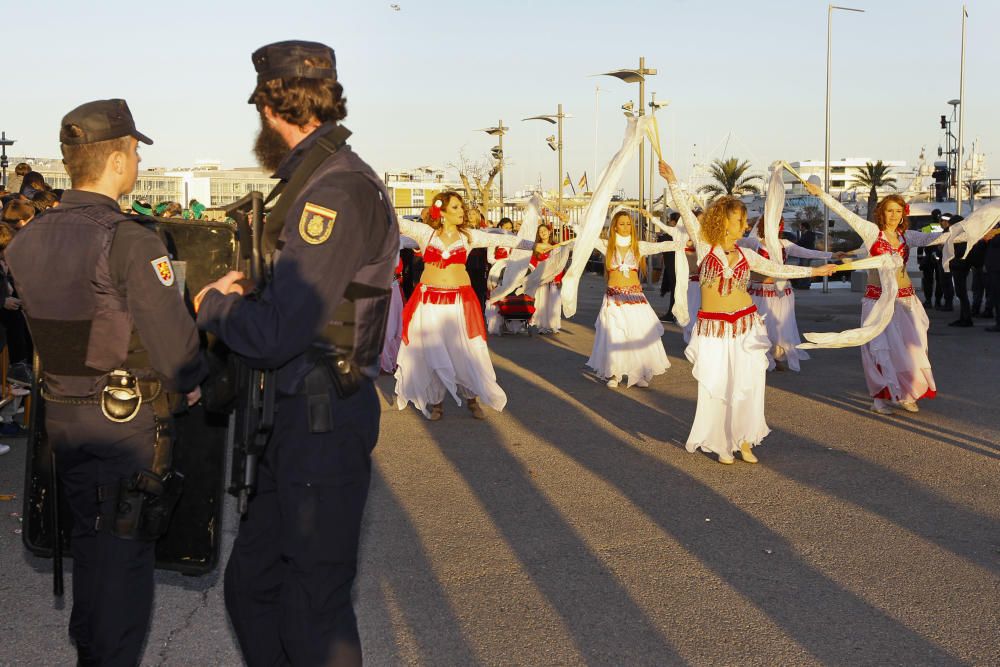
[59,99,153,146]
[249,40,337,103]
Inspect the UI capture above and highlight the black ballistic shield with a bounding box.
[22,217,240,575]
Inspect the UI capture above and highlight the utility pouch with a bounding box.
[109,470,185,541]
[326,353,363,400]
[101,369,142,423]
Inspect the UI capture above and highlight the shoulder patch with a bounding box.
[151,255,175,286]
[299,202,338,245]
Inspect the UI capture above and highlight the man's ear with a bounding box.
[261,105,278,125]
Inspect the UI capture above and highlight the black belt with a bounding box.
[42,379,163,406]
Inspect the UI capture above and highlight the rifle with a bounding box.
[222,192,276,515]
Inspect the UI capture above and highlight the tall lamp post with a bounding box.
[956,5,968,216]
[0,132,14,189]
[523,104,569,217]
[598,57,657,224]
[823,4,864,293]
[479,120,508,217]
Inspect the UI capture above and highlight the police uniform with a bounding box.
[5,99,206,666]
[196,41,398,666]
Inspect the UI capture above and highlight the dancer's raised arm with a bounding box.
[659,160,709,260]
[803,181,880,247]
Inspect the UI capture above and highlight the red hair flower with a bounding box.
[430,199,443,221]
[904,203,910,216]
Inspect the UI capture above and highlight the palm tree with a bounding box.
[851,161,897,221]
[964,180,986,212]
[697,158,762,201]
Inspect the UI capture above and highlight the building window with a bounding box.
[832,180,846,188]
[832,167,846,174]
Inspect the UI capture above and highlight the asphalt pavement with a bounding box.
[1,273,998,666]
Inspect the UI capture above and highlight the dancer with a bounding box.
[527,224,567,334]
[660,160,838,463]
[737,217,841,371]
[803,181,948,414]
[588,211,680,388]
[395,191,548,420]
[485,219,515,335]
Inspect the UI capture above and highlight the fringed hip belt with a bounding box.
[402,283,486,344]
[606,284,648,306]
[864,284,915,300]
[749,282,792,298]
[696,305,761,338]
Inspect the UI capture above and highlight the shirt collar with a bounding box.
[272,122,351,180]
[58,189,122,211]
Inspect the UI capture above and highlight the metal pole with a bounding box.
[557,103,564,218]
[956,6,968,216]
[638,57,645,233]
[823,4,832,293]
[498,118,505,218]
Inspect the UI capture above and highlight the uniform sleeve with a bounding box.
[743,248,815,279]
[197,175,386,367]
[110,224,206,392]
[781,239,833,260]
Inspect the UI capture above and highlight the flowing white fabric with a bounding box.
[529,282,562,331]
[524,244,572,296]
[670,223,692,327]
[488,196,542,303]
[861,296,935,401]
[762,164,786,287]
[394,298,506,417]
[797,254,903,349]
[685,319,771,456]
[587,294,670,386]
[941,199,1000,270]
[562,116,652,317]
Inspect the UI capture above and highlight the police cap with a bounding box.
[249,40,336,103]
[59,99,153,146]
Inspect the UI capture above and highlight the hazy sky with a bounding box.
[5,0,996,196]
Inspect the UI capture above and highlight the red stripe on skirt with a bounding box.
[402,283,487,344]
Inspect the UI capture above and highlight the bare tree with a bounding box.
[449,148,501,217]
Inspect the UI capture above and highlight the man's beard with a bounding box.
[253,115,290,172]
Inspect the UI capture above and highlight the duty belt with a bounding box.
[41,379,163,405]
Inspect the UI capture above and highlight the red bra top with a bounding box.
[422,244,468,268]
[870,231,909,263]
[757,246,787,262]
[700,247,750,295]
[494,247,510,260]
[529,251,550,268]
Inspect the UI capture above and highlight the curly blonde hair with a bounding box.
[701,196,746,246]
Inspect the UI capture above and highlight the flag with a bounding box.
[578,172,588,193]
[562,173,575,196]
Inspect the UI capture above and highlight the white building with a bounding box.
[785,158,908,198]
[382,168,465,210]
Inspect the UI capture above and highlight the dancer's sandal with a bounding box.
[717,453,736,465]
[467,398,486,420]
[429,402,444,421]
[739,442,758,464]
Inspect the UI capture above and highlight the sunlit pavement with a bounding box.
[2,273,998,666]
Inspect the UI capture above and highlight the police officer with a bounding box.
[194,41,398,666]
[6,99,206,666]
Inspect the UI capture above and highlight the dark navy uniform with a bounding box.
[8,191,206,665]
[197,41,398,666]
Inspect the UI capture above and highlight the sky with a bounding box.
[5,0,997,197]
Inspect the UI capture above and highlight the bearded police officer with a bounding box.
[194,41,398,666]
[6,99,206,666]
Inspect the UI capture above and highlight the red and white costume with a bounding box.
[813,192,946,405]
[395,219,534,417]
[526,250,566,333]
[671,183,816,458]
[485,245,511,335]
[736,236,832,371]
[587,236,679,387]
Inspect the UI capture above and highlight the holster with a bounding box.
[100,369,142,423]
[302,349,363,434]
[96,381,185,541]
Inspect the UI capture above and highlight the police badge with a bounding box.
[299,202,338,245]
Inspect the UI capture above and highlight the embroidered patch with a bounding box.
[299,203,338,245]
[151,255,175,287]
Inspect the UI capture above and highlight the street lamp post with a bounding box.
[823,4,865,293]
[956,5,968,216]
[480,120,509,218]
[0,132,15,189]
[598,57,657,221]
[523,104,569,218]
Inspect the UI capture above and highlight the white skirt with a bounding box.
[529,282,562,331]
[685,307,771,457]
[394,285,507,417]
[749,281,810,372]
[379,280,404,373]
[682,279,701,344]
[587,286,670,387]
[861,294,936,402]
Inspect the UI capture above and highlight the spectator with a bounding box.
[6,163,31,195]
[1,199,35,228]
[983,225,1000,332]
[918,209,943,307]
[658,211,680,321]
[187,199,206,219]
[947,215,973,327]
[793,221,816,289]
[19,171,48,198]
[0,221,31,379]
[131,198,153,215]
[31,189,60,213]
[155,201,182,217]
